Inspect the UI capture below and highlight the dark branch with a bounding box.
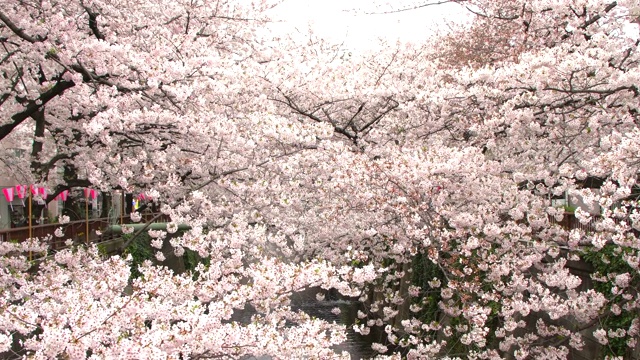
[362,0,463,15]
[0,10,46,43]
[0,80,75,140]
[83,5,105,40]
[580,1,617,29]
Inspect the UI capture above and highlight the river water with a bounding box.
[236,289,381,359]
[291,291,378,359]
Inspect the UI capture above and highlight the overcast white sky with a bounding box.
[267,0,469,50]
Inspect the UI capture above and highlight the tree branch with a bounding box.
[580,2,617,30]
[0,10,46,43]
[82,5,105,41]
[363,0,464,15]
[0,80,75,141]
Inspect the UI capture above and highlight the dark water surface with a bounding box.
[236,289,381,359]
[292,291,378,359]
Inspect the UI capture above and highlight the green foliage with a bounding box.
[582,244,637,358]
[97,243,109,257]
[183,247,210,280]
[122,233,153,279]
[120,229,209,280]
[411,252,444,325]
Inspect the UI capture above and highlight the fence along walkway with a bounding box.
[0,212,610,249]
[0,213,168,251]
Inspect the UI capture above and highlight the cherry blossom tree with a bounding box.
[0,0,370,358]
[2,0,640,358]
[0,0,277,197]
[266,0,640,358]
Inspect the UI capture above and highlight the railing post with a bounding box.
[85,196,89,245]
[121,191,124,225]
[28,189,32,261]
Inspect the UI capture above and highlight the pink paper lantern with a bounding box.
[15,185,26,199]
[138,193,152,201]
[39,187,47,198]
[84,188,97,200]
[2,188,14,210]
[60,190,69,201]
[2,188,14,202]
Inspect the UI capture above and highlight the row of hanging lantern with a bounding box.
[2,186,157,249]
[1,185,99,245]
[2,185,67,208]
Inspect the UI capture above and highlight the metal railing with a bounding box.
[550,212,624,234]
[0,213,169,250]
